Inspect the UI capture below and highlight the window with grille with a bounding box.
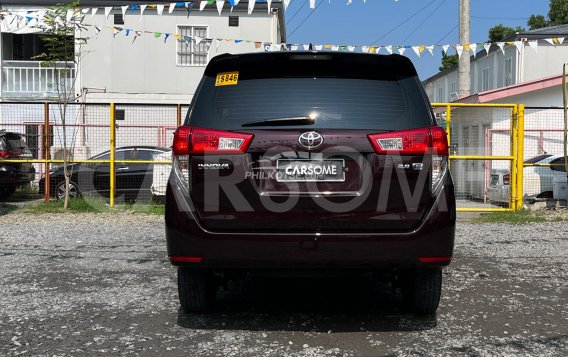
[177,25,209,66]
[504,58,513,86]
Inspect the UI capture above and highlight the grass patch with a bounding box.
[472,209,567,224]
[19,197,164,215]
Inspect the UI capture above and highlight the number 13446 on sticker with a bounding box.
[215,72,239,86]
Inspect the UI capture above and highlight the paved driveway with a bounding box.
[1,213,567,356]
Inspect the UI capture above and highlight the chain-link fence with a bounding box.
[0,102,182,205]
[522,107,567,203]
[432,103,521,211]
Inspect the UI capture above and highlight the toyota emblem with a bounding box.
[298,131,324,150]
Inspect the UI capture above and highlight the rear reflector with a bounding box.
[172,126,253,155]
[418,256,452,264]
[170,256,204,263]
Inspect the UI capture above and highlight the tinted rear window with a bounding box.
[187,76,433,130]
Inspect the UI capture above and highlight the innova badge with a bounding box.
[298,131,324,150]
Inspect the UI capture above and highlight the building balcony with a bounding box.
[1,60,76,100]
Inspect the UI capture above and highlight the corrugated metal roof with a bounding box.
[524,24,568,35]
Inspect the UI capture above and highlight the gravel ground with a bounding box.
[0,213,567,356]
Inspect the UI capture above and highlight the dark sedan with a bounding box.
[39,146,169,202]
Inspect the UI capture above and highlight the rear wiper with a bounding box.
[241,116,315,128]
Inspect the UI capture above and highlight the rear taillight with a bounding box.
[172,126,253,155]
[0,151,10,158]
[503,174,510,185]
[368,126,449,193]
[190,127,253,155]
[171,126,254,193]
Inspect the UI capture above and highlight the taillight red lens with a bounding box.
[172,126,254,155]
[368,126,448,156]
[190,127,253,155]
[172,126,191,155]
[430,126,449,156]
[0,151,10,158]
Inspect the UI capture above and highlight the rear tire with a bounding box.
[401,267,442,315]
[178,267,217,313]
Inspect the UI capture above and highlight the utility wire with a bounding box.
[402,0,447,43]
[286,0,308,25]
[371,0,437,45]
[472,15,530,20]
[435,23,458,46]
[287,1,324,39]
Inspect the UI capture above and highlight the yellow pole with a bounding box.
[177,104,182,127]
[110,103,116,208]
[516,104,525,211]
[445,105,451,145]
[510,106,518,210]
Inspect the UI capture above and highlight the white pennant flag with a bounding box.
[558,37,565,44]
[528,40,538,53]
[310,0,316,9]
[169,3,177,13]
[412,46,421,58]
[216,0,224,15]
[385,45,393,54]
[442,44,450,55]
[514,40,523,53]
[271,43,280,51]
[140,5,147,20]
[456,44,464,58]
[483,43,491,55]
[91,7,99,17]
[331,45,339,51]
[248,0,255,14]
[361,46,370,53]
[497,42,505,54]
[347,45,356,52]
[194,36,203,46]
[470,43,477,58]
[545,38,555,46]
[426,45,434,55]
[157,4,165,15]
[397,47,405,56]
[200,1,207,11]
[291,45,299,51]
[315,45,323,50]
[284,0,291,10]
[303,44,310,50]
[81,8,90,14]
[121,5,128,17]
[104,6,112,19]
[215,39,222,52]
[66,9,74,22]
[267,0,272,13]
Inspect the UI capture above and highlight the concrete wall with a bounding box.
[76,8,278,104]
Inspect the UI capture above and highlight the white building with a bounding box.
[423,25,568,201]
[1,0,286,103]
[0,0,286,164]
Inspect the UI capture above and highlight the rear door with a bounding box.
[184,53,442,233]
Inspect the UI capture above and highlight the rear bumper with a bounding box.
[0,166,35,186]
[165,176,456,270]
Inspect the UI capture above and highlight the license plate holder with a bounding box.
[276,159,345,182]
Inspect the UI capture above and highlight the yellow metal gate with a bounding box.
[432,103,524,212]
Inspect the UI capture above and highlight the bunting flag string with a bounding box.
[42,20,568,61]
[0,7,565,61]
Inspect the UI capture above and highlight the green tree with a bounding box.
[33,2,88,209]
[528,14,549,30]
[439,53,459,72]
[488,24,525,42]
[548,0,568,25]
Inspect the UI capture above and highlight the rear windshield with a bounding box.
[187,76,433,130]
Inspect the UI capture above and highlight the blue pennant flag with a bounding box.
[164,33,171,43]
[130,4,139,13]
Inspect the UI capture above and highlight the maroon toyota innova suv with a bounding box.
[166,52,455,315]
